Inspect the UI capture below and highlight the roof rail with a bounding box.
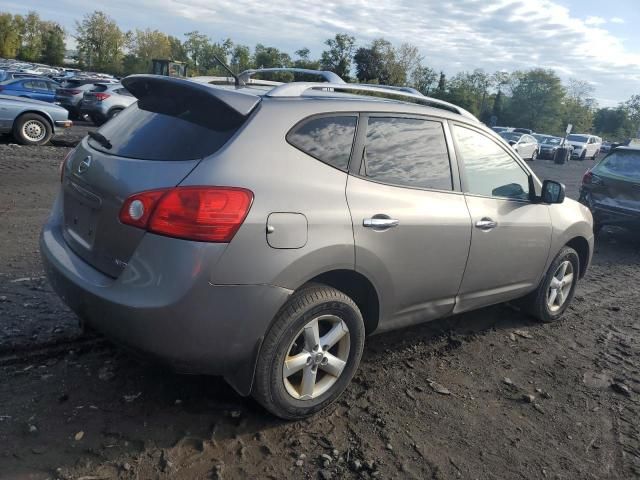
[355,84,423,96]
[238,68,345,85]
[266,82,478,121]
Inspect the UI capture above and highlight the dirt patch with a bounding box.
[0,134,638,479]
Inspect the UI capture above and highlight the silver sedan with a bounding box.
[0,94,72,145]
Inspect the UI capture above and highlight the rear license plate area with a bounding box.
[63,182,101,250]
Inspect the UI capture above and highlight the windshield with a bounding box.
[542,137,562,145]
[593,150,640,182]
[567,134,589,143]
[499,132,522,142]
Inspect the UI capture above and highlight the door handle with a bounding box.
[475,218,498,230]
[363,217,399,229]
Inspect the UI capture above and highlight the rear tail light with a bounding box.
[119,187,254,242]
[94,93,110,101]
[582,170,603,185]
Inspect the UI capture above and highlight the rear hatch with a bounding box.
[588,149,640,213]
[82,84,109,107]
[61,75,261,277]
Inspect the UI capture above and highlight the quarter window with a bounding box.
[453,125,530,200]
[287,116,357,171]
[361,117,452,190]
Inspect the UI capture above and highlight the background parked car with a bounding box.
[512,127,533,134]
[537,136,574,160]
[568,134,601,160]
[54,79,117,119]
[0,94,72,145]
[81,83,136,125]
[0,78,60,102]
[579,145,640,233]
[491,126,513,133]
[499,131,539,159]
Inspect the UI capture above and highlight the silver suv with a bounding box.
[42,70,594,419]
[80,82,136,125]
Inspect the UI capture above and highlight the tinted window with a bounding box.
[361,117,452,190]
[454,125,530,200]
[567,134,589,143]
[22,81,34,89]
[287,116,357,171]
[594,150,640,181]
[88,98,245,161]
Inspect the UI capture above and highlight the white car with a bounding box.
[498,131,539,160]
[568,134,601,160]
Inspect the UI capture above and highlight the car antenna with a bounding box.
[212,54,244,87]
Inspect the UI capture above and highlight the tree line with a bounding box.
[1,10,638,140]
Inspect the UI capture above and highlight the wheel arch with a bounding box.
[566,236,590,278]
[15,109,55,133]
[303,269,380,335]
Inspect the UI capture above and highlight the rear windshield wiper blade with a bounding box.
[88,131,112,149]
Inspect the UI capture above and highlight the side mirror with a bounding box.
[541,180,565,204]
[508,141,516,146]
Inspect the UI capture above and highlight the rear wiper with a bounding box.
[88,131,112,149]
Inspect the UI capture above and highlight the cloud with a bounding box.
[610,17,625,24]
[584,16,607,26]
[5,0,639,105]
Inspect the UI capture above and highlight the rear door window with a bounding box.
[287,115,357,171]
[361,117,453,191]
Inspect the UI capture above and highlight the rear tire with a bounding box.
[13,113,52,146]
[252,284,365,420]
[520,246,580,323]
[108,108,123,120]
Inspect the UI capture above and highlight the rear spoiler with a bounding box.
[122,74,261,117]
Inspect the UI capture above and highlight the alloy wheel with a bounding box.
[282,314,350,400]
[22,120,46,142]
[547,260,574,312]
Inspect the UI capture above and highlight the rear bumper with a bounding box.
[580,191,640,228]
[40,195,291,395]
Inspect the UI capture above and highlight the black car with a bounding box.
[536,135,574,160]
[579,146,640,233]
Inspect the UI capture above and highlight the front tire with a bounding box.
[520,246,580,323]
[530,149,538,161]
[13,113,52,146]
[252,284,365,420]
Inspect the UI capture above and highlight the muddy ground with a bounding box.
[0,128,638,480]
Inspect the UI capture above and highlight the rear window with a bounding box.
[91,84,108,92]
[287,115,357,171]
[88,95,246,161]
[594,150,640,181]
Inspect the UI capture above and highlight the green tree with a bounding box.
[353,38,419,86]
[320,33,355,81]
[623,94,640,136]
[167,35,188,62]
[19,11,43,61]
[293,47,320,70]
[75,11,130,74]
[435,72,446,97]
[252,44,292,80]
[230,44,252,73]
[0,13,22,58]
[411,64,437,95]
[505,69,565,133]
[560,78,596,133]
[40,23,65,65]
[183,30,210,73]
[123,29,171,74]
[593,107,632,141]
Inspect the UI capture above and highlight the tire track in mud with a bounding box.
[0,335,108,366]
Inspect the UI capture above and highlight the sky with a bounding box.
[3,0,640,106]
